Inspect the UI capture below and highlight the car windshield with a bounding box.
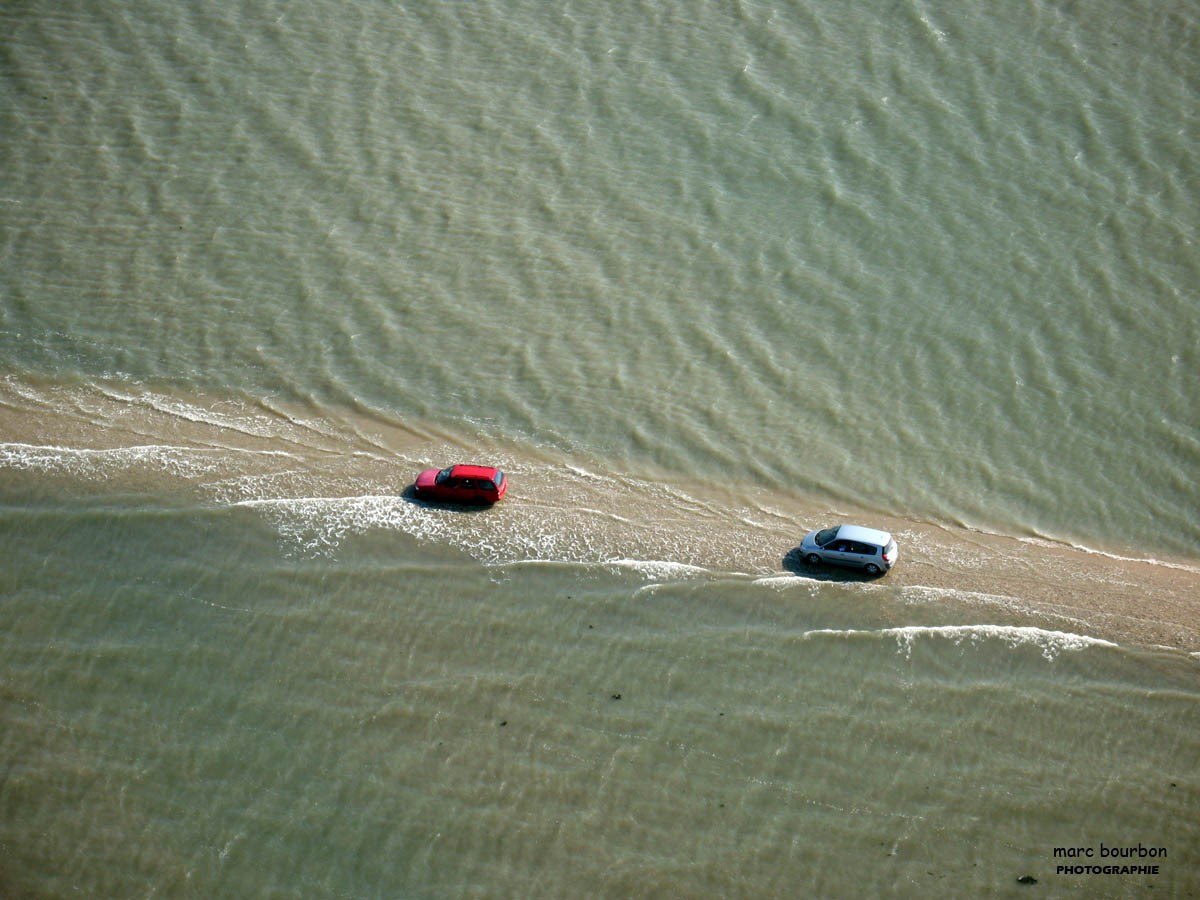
[815,527,840,547]
[435,467,454,485]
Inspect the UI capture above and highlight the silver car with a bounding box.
[799,524,898,576]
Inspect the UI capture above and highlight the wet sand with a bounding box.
[3,380,1197,655]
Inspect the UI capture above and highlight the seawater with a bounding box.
[1,0,1197,896]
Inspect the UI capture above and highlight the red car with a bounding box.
[413,464,508,504]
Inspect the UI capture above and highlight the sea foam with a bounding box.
[0,441,226,479]
[803,624,1117,661]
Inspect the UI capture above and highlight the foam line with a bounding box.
[0,442,226,477]
[1018,536,1200,575]
[95,388,304,443]
[803,624,1117,660]
[604,558,713,580]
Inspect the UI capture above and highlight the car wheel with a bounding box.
[865,563,881,576]
[804,553,822,566]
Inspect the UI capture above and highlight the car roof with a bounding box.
[449,464,501,479]
[836,524,892,546]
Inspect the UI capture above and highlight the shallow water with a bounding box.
[3,489,1198,897]
[2,0,1198,895]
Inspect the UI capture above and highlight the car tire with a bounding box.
[804,553,822,566]
[865,563,881,576]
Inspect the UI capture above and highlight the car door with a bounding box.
[847,541,876,569]
[430,468,454,501]
[439,475,466,501]
[468,479,491,503]
[824,540,856,567]
[477,478,498,503]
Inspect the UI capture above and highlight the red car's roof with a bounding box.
[448,464,502,479]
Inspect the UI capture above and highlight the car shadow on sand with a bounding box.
[399,484,498,512]
[781,547,884,582]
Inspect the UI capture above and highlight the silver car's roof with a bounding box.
[836,524,893,546]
